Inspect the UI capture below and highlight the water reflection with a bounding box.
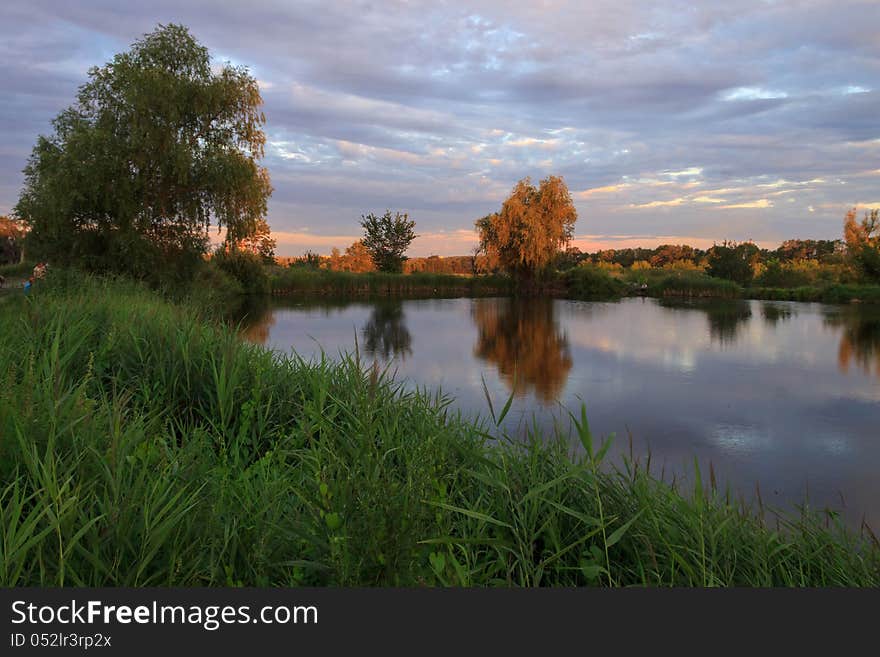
[471,298,572,403]
[659,299,752,344]
[826,307,880,376]
[237,295,880,528]
[233,296,274,344]
[361,300,412,360]
[761,302,795,326]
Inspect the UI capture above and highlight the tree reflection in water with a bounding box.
[471,297,572,403]
[761,302,795,326]
[234,297,274,345]
[361,300,412,361]
[825,308,880,376]
[659,298,752,345]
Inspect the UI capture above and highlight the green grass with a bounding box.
[269,268,513,298]
[0,274,877,586]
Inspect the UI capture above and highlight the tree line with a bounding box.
[6,23,879,290]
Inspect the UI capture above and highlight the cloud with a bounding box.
[1,0,878,249]
[576,183,631,198]
[720,199,773,209]
[630,198,687,209]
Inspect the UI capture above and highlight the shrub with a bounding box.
[565,265,627,299]
[211,249,269,295]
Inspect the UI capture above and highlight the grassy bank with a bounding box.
[746,284,880,304]
[1,275,877,586]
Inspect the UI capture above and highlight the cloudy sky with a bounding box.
[1,1,878,256]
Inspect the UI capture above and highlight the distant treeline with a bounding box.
[276,244,491,276]
[275,238,846,276]
[577,239,845,268]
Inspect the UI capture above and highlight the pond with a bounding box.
[239,296,880,529]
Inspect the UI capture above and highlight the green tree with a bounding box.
[706,241,760,285]
[14,23,272,286]
[360,211,417,273]
[844,207,880,283]
[475,176,577,283]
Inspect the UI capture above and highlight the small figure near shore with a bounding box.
[24,277,33,294]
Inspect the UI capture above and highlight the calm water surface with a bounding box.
[240,296,880,527]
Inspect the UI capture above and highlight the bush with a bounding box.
[211,249,270,295]
[565,265,627,299]
[652,271,742,298]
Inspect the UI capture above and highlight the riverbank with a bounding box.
[267,265,880,304]
[269,268,514,298]
[1,273,877,586]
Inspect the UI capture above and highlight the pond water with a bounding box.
[239,296,880,528]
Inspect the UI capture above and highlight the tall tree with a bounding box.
[475,176,577,283]
[844,207,880,283]
[14,23,272,284]
[706,241,760,285]
[360,211,416,273]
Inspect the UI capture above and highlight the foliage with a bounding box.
[0,275,877,586]
[360,211,417,273]
[0,216,27,265]
[14,24,272,287]
[339,240,377,273]
[649,244,695,268]
[844,208,880,283]
[565,265,627,299]
[405,254,476,275]
[476,176,577,283]
[229,218,276,264]
[706,241,760,286]
[754,259,846,288]
[287,250,323,271]
[211,248,269,295]
[775,238,844,264]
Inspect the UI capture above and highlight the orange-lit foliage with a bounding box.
[844,207,880,282]
[404,255,476,275]
[475,176,577,281]
[323,240,376,273]
[0,215,27,265]
[232,217,276,263]
[649,244,695,268]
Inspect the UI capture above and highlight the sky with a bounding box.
[0,1,878,257]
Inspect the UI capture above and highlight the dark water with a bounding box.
[240,296,880,528]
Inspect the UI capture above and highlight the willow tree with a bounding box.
[475,176,577,283]
[14,23,272,285]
